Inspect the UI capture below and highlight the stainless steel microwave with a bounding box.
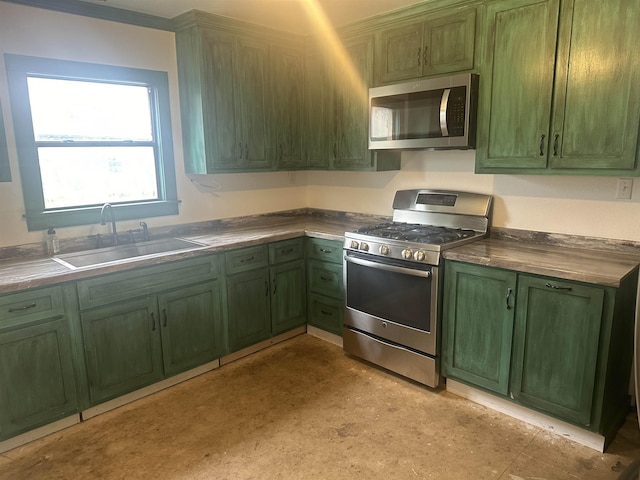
[369,73,478,150]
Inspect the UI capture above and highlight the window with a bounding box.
[5,54,178,231]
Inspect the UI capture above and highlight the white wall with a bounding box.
[1,1,640,249]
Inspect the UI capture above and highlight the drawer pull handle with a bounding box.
[163,308,168,327]
[505,288,513,310]
[545,283,572,292]
[151,312,156,331]
[240,256,255,263]
[319,248,333,254]
[8,302,37,312]
[320,275,333,282]
[280,248,294,254]
[320,309,333,316]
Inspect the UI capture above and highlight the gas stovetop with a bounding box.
[344,189,492,265]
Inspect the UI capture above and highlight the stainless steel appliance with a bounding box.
[343,189,492,387]
[369,73,478,150]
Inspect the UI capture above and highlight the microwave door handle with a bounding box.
[439,88,451,137]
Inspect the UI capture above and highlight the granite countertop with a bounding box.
[442,237,640,288]
[0,213,376,295]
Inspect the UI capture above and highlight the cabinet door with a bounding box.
[0,318,78,440]
[236,36,270,170]
[202,29,242,171]
[303,45,334,169]
[81,298,163,406]
[334,34,374,170]
[475,0,560,170]
[376,21,424,84]
[158,281,225,377]
[549,0,640,171]
[271,44,304,170]
[270,260,306,335]
[510,275,604,426]
[442,262,517,395]
[226,269,271,352]
[423,8,476,77]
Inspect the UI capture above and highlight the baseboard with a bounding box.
[306,326,343,347]
[446,379,606,452]
[0,414,81,454]
[220,326,306,365]
[82,359,220,420]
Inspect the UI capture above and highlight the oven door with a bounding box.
[343,251,438,356]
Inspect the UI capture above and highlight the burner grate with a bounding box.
[356,223,477,245]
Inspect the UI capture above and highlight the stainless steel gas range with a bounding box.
[343,189,492,388]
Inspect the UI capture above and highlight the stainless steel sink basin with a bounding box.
[52,237,207,270]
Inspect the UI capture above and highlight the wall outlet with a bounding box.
[616,178,633,200]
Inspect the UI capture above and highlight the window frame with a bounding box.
[5,54,178,231]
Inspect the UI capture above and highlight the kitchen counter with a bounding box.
[443,237,640,287]
[0,213,376,295]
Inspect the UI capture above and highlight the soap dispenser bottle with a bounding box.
[47,227,60,256]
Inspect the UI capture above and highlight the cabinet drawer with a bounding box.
[269,238,304,264]
[77,255,220,310]
[308,293,343,335]
[307,238,343,264]
[0,286,65,326]
[225,245,268,275]
[308,260,343,299]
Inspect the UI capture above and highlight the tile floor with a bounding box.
[0,334,639,480]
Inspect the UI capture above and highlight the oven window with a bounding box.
[346,260,432,332]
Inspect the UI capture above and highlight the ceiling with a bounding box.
[76,0,429,33]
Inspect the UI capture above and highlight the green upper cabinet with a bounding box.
[333,34,401,171]
[476,0,640,174]
[375,7,476,85]
[303,43,335,170]
[270,44,304,170]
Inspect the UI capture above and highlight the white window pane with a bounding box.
[38,147,158,209]
[27,78,153,142]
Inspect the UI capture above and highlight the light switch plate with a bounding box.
[616,178,633,200]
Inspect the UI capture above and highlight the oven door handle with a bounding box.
[345,255,431,278]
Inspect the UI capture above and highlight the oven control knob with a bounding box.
[350,240,359,249]
[414,250,426,262]
[402,248,413,260]
[360,242,370,252]
[379,245,390,255]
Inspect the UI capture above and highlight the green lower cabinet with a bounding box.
[226,268,272,351]
[80,275,225,407]
[270,260,306,335]
[443,260,637,436]
[0,317,79,440]
[306,238,344,335]
[510,275,604,425]
[442,262,516,395]
[158,281,225,377]
[81,297,164,405]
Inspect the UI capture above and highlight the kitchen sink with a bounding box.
[52,237,207,270]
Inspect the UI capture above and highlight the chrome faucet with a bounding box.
[100,203,118,245]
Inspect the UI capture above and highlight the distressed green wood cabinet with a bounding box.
[0,285,79,441]
[306,238,344,335]
[375,7,476,85]
[77,255,225,406]
[302,43,335,170]
[270,43,304,170]
[443,260,638,440]
[174,13,275,173]
[226,238,306,352]
[476,0,640,174]
[442,262,516,395]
